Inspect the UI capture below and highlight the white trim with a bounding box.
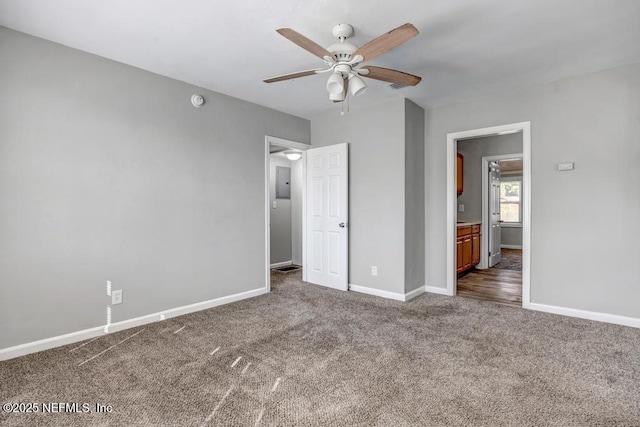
[349,284,426,302]
[0,287,267,361]
[447,122,531,308]
[425,286,453,296]
[405,286,426,301]
[266,135,310,151]
[270,260,293,268]
[349,284,405,301]
[0,326,105,361]
[500,244,522,249]
[529,303,640,329]
[265,136,309,290]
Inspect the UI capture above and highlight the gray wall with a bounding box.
[404,99,425,293]
[311,98,425,296]
[457,133,523,222]
[425,62,640,318]
[501,227,523,248]
[0,27,310,349]
[269,155,292,264]
[311,98,406,294]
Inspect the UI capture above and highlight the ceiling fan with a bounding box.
[264,23,422,103]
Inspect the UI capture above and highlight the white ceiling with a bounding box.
[1,0,639,119]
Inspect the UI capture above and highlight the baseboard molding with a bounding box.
[404,286,426,301]
[529,303,640,329]
[0,287,268,361]
[0,326,106,362]
[501,244,522,249]
[348,284,427,302]
[270,260,292,268]
[425,286,453,296]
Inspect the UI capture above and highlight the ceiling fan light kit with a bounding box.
[349,74,367,96]
[326,71,344,94]
[264,23,422,109]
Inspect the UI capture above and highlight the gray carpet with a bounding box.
[2,271,640,426]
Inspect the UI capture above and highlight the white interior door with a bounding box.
[488,161,502,267]
[306,143,348,290]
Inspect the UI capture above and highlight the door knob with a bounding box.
[339,222,347,228]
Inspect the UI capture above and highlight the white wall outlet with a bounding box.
[371,266,378,276]
[112,289,123,305]
[458,204,465,212]
[558,162,574,171]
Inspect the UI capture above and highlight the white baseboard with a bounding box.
[529,303,640,329]
[349,284,405,301]
[348,284,426,302]
[404,286,426,301]
[501,244,522,249]
[425,286,453,296]
[0,287,268,361]
[0,326,106,362]
[270,260,293,268]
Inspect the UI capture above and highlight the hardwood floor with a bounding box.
[456,249,522,307]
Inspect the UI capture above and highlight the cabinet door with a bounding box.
[472,232,480,265]
[462,236,472,270]
[456,237,464,273]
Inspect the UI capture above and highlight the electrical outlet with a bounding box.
[112,289,123,305]
[371,266,378,276]
[458,204,465,212]
[558,162,574,171]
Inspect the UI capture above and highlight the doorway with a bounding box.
[446,122,531,308]
[457,148,524,306]
[264,136,309,292]
[264,137,350,293]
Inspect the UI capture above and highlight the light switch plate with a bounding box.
[558,162,574,171]
[112,289,123,305]
[458,204,465,212]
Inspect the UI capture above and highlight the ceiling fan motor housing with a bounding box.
[329,24,357,61]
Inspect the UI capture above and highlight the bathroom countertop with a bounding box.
[456,220,481,227]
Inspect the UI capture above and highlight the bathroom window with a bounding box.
[500,178,522,224]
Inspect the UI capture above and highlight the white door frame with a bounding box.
[480,153,523,269]
[265,135,309,292]
[446,122,531,308]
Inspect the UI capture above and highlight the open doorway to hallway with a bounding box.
[268,144,304,279]
[457,151,523,306]
[447,122,531,308]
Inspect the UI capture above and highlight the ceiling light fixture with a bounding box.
[349,74,367,96]
[264,23,422,108]
[285,151,302,161]
[326,71,344,94]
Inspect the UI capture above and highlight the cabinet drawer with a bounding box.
[457,226,471,237]
[472,224,480,234]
